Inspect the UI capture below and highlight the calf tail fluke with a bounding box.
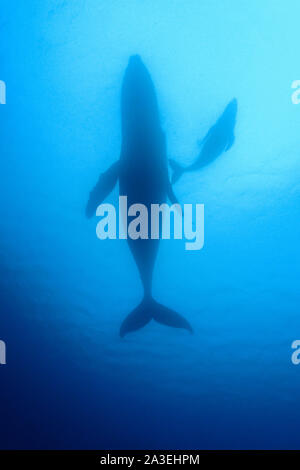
[169,159,184,184]
[120,296,193,337]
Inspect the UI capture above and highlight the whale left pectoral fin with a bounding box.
[85,160,120,218]
[225,134,235,152]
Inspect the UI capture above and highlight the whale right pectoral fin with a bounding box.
[86,161,120,218]
[167,181,179,205]
[166,181,183,218]
[169,159,184,184]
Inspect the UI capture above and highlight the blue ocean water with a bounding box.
[1,0,300,449]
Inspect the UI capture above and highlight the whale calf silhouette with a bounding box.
[86,55,193,337]
[169,98,237,183]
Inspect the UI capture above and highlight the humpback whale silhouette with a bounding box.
[169,98,237,183]
[86,55,193,337]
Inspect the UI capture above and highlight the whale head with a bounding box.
[121,55,160,141]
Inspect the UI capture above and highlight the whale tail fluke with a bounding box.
[120,299,152,338]
[169,159,184,184]
[120,296,193,337]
